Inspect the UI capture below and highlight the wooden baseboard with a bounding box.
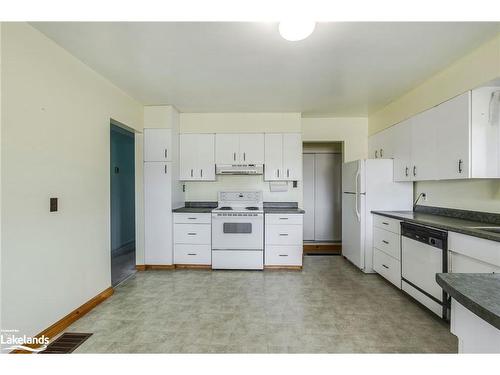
[175,264,211,270]
[264,265,302,271]
[135,265,146,271]
[144,264,175,270]
[12,287,113,354]
[303,243,342,255]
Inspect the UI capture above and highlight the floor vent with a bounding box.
[40,333,92,354]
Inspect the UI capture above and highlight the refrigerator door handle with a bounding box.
[354,167,361,222]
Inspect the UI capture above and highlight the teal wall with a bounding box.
[110,124,135,251]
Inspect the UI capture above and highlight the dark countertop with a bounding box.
[371,210,500,242]
[264,208,305,214]
[172,201,217,213]
[436,273,500,330]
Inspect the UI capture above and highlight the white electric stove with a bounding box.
[211,191,264,270]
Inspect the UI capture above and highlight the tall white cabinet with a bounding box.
[143,106,184,266]
[264,133,302,181]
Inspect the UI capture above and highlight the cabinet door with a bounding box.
[144,162,172,264]
[144,128,171,162]
[378,128,394,159]
[215,134,239,164]
[179,134,197,180]
[239,134,264,164]
[411,110,438,181]
[264,133,283,180]
[393,120,412,181]
[436,92,471,180]
[196,134,215,180]
[368,132,380,159]
[283,133,302,180]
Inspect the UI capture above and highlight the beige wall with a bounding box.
[301,117,368,162]
[368,32,500,213]
[1,23,143,338]
[180,113,303,205]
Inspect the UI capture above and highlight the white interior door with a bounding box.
[302,154,315,241]
[314,153,342,241]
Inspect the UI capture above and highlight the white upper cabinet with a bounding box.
[411,109,438,181]
[435,92,471,180]
[282,133,302,180]
[215,133,264,165]
[239,134,265,164]
[368,128,394,159]
[392,119,412,182]
[180,134,215,181]
[144,128,172,162]
[264,133,302,181]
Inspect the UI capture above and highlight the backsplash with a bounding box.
[184,175,303,206]
[415,180,500,214]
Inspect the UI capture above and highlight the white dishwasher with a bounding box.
[401,222,449,319]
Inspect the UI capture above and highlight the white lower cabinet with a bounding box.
[448,231,500,273]
[173,213,211,265]
[372,215,402,288]
[265,214,303,267]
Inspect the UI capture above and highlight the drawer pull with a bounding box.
[188,217,197,220]
[187,233,197,235]
[279,217,289,220]
[382,264,389,269]
[382,240,389,244]
[382,222,389,225]
[187,253,197,256]
[279,233,289,236]
[279,254,288,257]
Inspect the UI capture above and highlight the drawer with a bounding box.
[265,224,303,245]
[265,214,303,225]
[373,248,401,289]
[373,227,400,260]
[449,232,500,268]
[265,245,303,266]
[174,244,211,265]
[174,213,211,224]
[373,215,400,235]
[174,223,211,244]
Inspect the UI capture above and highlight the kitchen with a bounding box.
[1,19,500,362]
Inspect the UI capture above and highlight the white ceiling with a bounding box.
[32,22,500,115]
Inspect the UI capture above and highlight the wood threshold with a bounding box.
[175,264,211,270]
[303,243,342,255]
[264,265,302,271]
[11,286,113,354]
[136,264,175,270]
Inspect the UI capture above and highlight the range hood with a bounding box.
[216,164,264,175]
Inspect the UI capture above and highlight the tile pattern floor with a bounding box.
[67,256,457,353]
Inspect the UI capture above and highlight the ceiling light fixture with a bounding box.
[278,21,316,41]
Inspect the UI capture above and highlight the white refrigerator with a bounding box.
[342,159,413,273]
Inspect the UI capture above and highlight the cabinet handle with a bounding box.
[243,152,246,161]
[382,222,389,225]
[187,233,197,235]
[164,165,167,174]
[380,149,383,158]
[279,233,288,236]
[382,264,389,269]
[187,253,197,256]
[233,152,236,161]
[188,217,197,220]
[458,159,463,174]
[287,169,290,178]
[201,169,203,178]
[413,166,417,177]
[277,169,280,178]
[382,240,389,244]
[405,166,409,177]
[375,150,378,158]
[164,149,168,159]
[279,217,289,220]
[190,169,193,177]
[279,254,288,257]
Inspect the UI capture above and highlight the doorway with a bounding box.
[302,142,343,255]
[110,123,136,286]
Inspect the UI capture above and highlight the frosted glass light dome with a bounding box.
[279,21,316,41]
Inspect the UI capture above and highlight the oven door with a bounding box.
[212,214,263,250]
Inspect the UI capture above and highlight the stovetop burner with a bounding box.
[218,206,233,211]
[245,206,259,211]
